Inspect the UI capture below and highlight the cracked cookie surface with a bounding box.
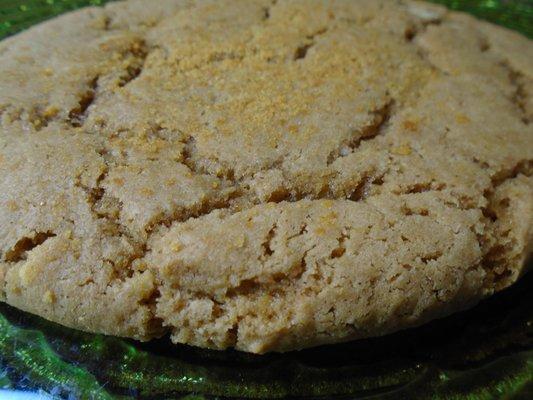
[0,0,532,353]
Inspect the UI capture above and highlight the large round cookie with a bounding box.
[0,0,532,354]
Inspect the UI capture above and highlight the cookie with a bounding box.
[0,0,531,353]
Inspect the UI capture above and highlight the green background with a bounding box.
[0,1,532,399]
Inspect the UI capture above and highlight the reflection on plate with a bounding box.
[0,1,532,399]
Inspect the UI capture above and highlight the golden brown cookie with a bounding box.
[0,0,531,353]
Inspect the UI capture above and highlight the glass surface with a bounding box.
[0,1,532,399]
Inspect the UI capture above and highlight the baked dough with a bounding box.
[0,0,531,353]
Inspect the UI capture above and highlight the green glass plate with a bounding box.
[0,1,532,399]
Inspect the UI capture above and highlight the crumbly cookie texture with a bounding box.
[0,0,532,353]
